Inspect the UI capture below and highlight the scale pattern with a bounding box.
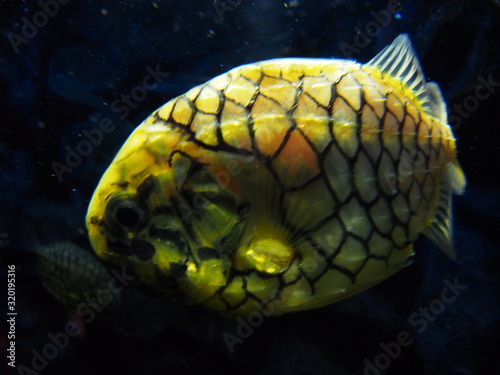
[37,242,115,308]
[86,56,460,315]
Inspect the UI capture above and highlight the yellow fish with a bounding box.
[86,34,466,315]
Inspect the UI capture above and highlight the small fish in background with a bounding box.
[36,241,122,336]
[86,34,465,316]
[36,241,120,309]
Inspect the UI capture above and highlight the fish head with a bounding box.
[86,119,244,302]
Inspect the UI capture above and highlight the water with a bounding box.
[1,1,499,374]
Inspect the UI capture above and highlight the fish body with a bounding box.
[86,35,465,315]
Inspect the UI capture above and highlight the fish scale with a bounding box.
[86,34,466,315]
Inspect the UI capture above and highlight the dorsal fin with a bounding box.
[366,34,447,122]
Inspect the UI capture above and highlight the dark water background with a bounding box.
[1,0,500,374]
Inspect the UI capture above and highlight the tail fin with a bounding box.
[423,163,466,260]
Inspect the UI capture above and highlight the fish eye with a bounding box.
[116,205,141,228]
[105,195,149,236]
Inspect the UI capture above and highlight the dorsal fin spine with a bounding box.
[365,34,448,124]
